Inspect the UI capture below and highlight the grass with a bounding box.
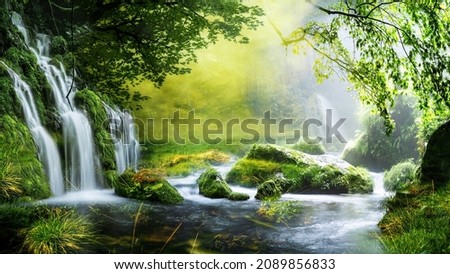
[226,159,281,187]
[22,208,96,254]
[378,181,450,253]
[140,142,248,176]
[257,201,302,226]
[292,141,325,155]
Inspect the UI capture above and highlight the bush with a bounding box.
[384,161,416,192]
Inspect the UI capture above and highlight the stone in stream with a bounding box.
[115,169,184,204]
[196,168,249,201]
[227,144,373,200]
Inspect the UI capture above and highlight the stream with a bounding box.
[41,160,388,254]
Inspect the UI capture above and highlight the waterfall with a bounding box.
[104,105,140,174]
[11,13,99,192]
[1,62,65,196]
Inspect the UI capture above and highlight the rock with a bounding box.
[115,169,183,204]
[255,178,291,201]
[228,192,250,201]
[420,120,450,187]
[227,144,373,197]
[292,142,325,155]
[197,168,232,199]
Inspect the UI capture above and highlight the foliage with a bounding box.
[384,160,417,192]
[292,141,325,155]
[27,0,264,108]
[196,168,232,199]
[342,96,419,170]
[257,201,302,225]
[378,182,450,253]
[22,208,96,254]
[286,1,450,134]
[116,169,183,204]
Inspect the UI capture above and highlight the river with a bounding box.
[41,161,388,254]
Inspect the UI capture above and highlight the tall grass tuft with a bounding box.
[22,209,96,254]
[0,162,23,201]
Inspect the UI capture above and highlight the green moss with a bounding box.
[227,144,373,194]
[197,168,232,199]
[255,178,291,201]
[0,115,51,202]
[226,159,281,187]
[115,169,183,204]
[228,192,250,201]
[50,36,68,56]
[74,89,116,173]
[292,142,325,155]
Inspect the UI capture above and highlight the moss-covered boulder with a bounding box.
[115,169,183,204]
[197,168,232,199]
[292,142,325,155]
[420,120,450,188]
[228,192,250,201]
[227,144,373,198]
[255,178,291,201]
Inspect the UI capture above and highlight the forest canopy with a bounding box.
[284,0,450,136]
[27,0,264,107]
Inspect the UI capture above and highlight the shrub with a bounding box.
[384,160,416,192]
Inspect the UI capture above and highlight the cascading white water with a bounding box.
[104,105,140,174]
[11,13,99,191]
[1,62,65,196]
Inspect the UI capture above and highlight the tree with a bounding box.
[281,0,450,135]
[31,0,264,107]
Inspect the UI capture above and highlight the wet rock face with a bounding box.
[420,121,450,187]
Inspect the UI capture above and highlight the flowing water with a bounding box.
[104,105,140,174]
[41,160,388,254]
[1,62,65,196]
[9,13,138,193]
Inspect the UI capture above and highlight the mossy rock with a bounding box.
[115,169,183,204]
[228,192,250,201]
[246,144,315,165]
[292,142,325,155]
[227,144,373,195]
[226,159,281,187]
[255,178,291,201]
[197,168,232,199]
[420,120,450,188]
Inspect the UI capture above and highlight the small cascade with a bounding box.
[104,105,140,174]
[1,62,64,196]
[12,13,100,192]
